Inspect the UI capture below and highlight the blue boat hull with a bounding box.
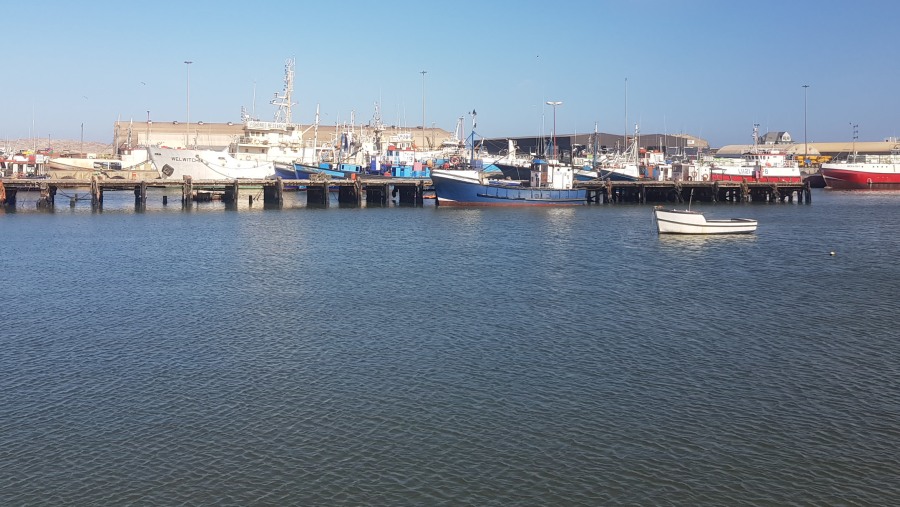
[293,163,361,179]
[274,165,299,179]
[432,173,585,206]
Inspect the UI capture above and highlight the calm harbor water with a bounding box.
[2,188,900,505]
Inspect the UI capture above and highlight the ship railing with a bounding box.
[244,120,303,131]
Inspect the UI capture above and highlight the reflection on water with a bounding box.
[657,232,758,250]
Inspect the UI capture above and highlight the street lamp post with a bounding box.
[184,60,192,147]
[420,70,427,150]
[802,84,809,168]
[546,101,562,158]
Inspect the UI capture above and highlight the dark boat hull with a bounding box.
[432,171,585,206]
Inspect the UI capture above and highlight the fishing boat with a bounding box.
[149,146,275,180]
[575,124,642,182]
[46,147,160,180]
[709,125,801,183]
[273,161,299,179]
[432,157,585,206]
[820,159,900,189]
[293,161,362,179]
[379,132,431,178]
[820,145,900,189]
[653,206,757,234]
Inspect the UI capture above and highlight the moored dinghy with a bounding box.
[653,206,757,234]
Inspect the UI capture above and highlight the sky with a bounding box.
[2,0,898,148]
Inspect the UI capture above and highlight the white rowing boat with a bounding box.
[653,206,757,235]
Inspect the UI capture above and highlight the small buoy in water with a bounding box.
[829,251,836,256]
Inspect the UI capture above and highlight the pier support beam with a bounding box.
[91,176,103,208]
[394,182,424,206]
[182,176,193,208]
[263,177,284,207]
[2,186,17,207]
[306,181,329,207]
[365,183,389,206]
[37,183,56,209]
[338,179,362,206]
[134,181,147,209]
[223,179,239,205]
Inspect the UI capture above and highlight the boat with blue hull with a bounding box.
[293,162,362,179]
[432,159,585,206]
[274,162,298,179]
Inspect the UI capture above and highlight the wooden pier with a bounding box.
[1,176,811,209]
[576,179,812,204]
[0,176,430,209]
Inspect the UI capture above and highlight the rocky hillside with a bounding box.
[3,138,113,156]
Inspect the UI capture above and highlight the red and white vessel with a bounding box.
[820,149,900,190]
[709,125,801,183]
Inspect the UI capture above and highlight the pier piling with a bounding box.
[182,176,193,207]
[90,176,103,208]
[262,177,284,206]
[37,183,55,209]
[365,183,389,206]
[306,181,329,206]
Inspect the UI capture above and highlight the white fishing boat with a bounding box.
[575,124,642,182]
[46,147,160,180]
[149,146,274,180]
[708,125,801,183]
[653,206,757,235]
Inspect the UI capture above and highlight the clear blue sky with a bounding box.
[2,0,898,148]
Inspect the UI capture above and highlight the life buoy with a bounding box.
[766,162,772,167]
[702,174,709,181]
[450,156,459,165]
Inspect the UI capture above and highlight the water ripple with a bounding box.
[2,191,900,504]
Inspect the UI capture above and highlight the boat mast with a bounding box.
[752,123,760,154]
[271,58,296,125]
[469,109,477,165]
[313,104,320,162]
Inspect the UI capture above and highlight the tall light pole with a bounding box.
[420,70,427,150]
[546,101,562,158]
[624,77,628,154]
[184,60,192,147]
[802,84,809,168]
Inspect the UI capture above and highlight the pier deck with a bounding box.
[1,176,810,209]
[0,176,430,208]
[575,179,812,204]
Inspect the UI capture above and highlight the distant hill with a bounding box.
[2,138,113,156]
